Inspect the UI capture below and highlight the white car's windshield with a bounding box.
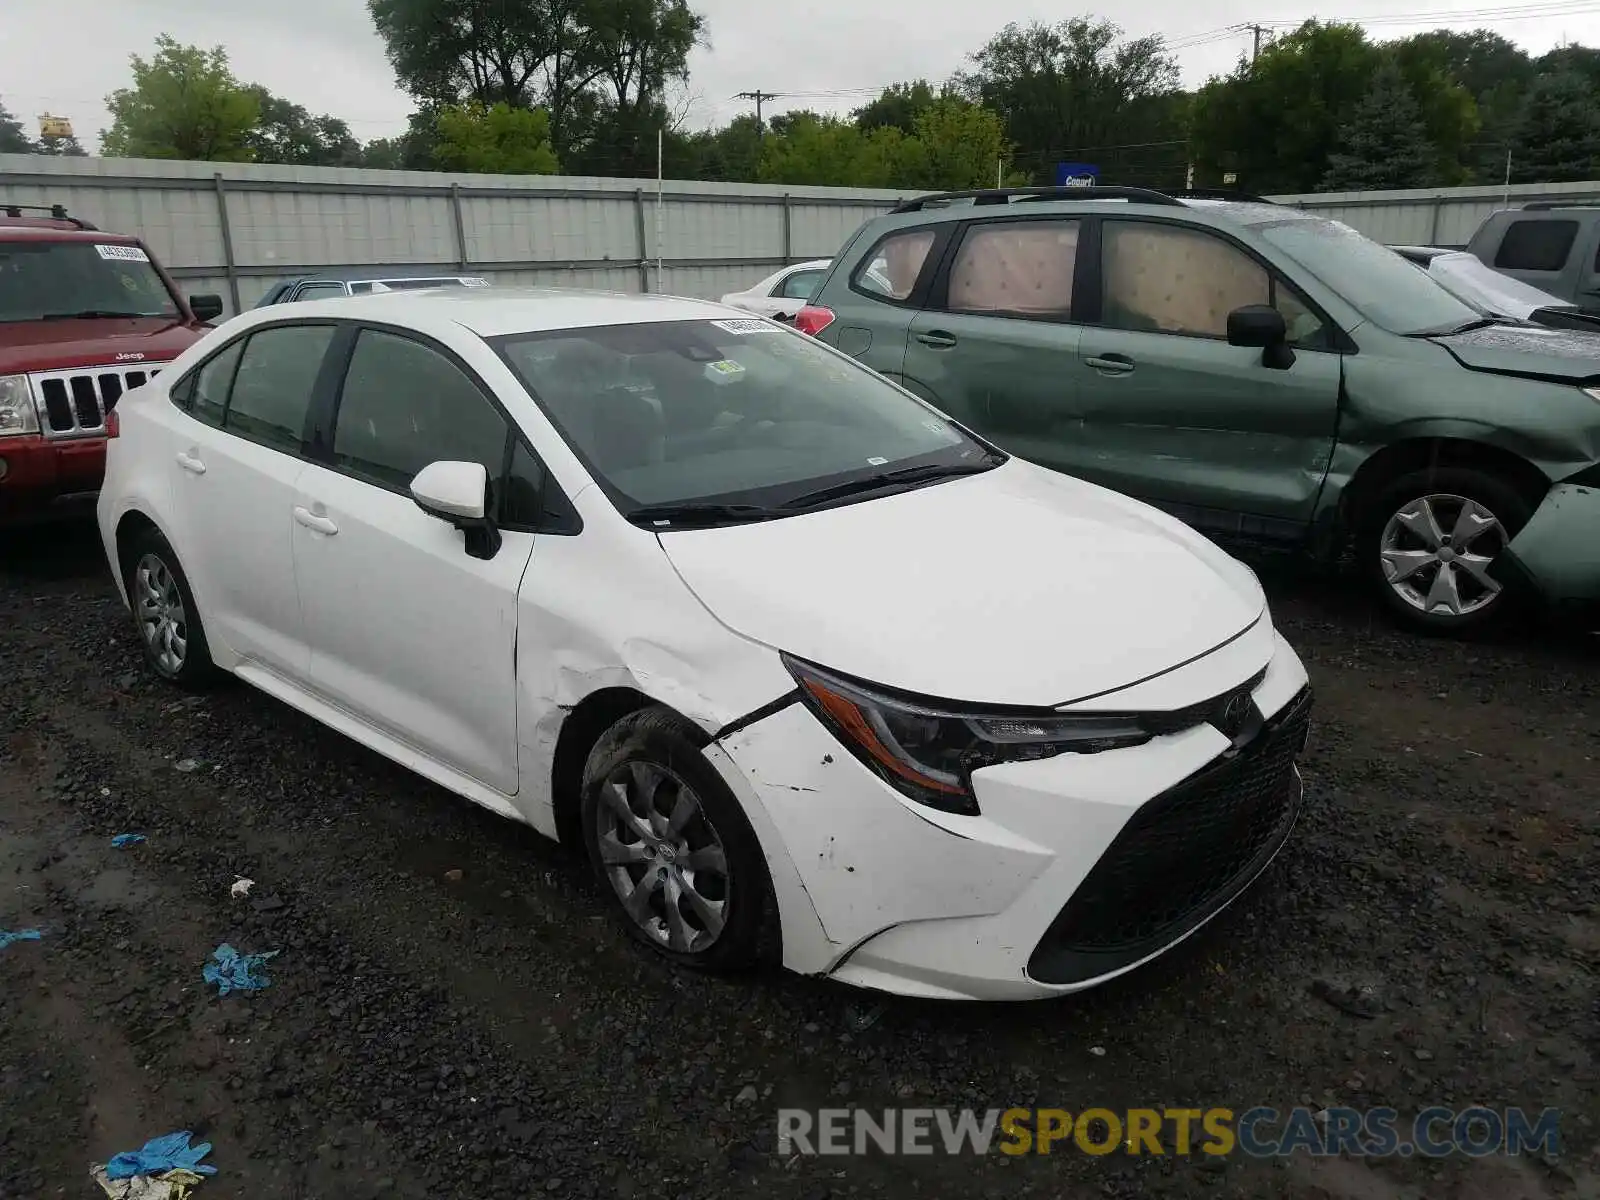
[0,241,180,322]
[1255,217,1482,336]
[494,319,996,517]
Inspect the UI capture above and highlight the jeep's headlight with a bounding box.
[0,375,39,437]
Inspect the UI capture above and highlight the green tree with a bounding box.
[1510,71,1600,182]
[35,132,88,156]
[901,97,1016,190]
[1189,21,1381,193]
[361,107,445,170]
[243,88,363,166]
[1321,58,1439,190]
[0,97,34,153]
[757,112,902,187]
[853,81,938,135]
[101,35,260,160]
[432,101,560,174]
[954,18,1179,184]
[1381,44,1479,184]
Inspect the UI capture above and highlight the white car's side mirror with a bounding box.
[410,460,501,560]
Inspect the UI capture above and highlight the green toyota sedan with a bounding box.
[794,187,1600,634]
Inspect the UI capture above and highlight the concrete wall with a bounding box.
[10,154,1600,316]
[1269,179,1600,248]
[0,155,906,315]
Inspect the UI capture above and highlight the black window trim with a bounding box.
[309,319,581,537]
[1084,213,1353,353]
[292,280,353,301]
[924,213,1088,326]
[846,223,955,309]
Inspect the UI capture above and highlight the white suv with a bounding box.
[97,287,1312,1001]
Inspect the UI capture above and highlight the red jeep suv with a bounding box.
[0,204,224,527]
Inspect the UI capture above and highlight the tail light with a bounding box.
[105,409,120,438]
[794,305,835,337]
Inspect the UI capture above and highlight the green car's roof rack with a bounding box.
[889,186,1184,214]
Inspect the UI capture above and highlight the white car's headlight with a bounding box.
[0,375,40,437]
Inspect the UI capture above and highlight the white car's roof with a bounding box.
[265,286,747,338]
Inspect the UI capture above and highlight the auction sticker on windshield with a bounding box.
[95,244,151,262]
[710,318,781,335]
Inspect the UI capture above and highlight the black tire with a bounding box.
[580,707,774,972]
[1357,466,1535,635]
[123,528,217,688]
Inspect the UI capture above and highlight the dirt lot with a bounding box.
[1,523,1596,1200]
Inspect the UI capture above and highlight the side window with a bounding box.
[333,328,510,492]
[775,270,822,300]
[225,325,336,452]
[944,220,1079,319]
[189,338,246,427]
[294,281,348,300]
[1494,220,1577,272]
[501,438,545,527]
[1273,280,1329,349]
[852,229,937,302]
[1102,221,1270,339]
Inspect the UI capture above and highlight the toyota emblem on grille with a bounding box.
[1217,691,1253,736]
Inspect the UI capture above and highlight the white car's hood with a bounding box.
[656,460,1266,708]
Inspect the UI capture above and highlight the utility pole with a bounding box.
[736,90,779,138]
[1249,24,1266,63]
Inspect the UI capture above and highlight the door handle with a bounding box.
[1086,354,1135,375]
[293,505,339,536]
[915,330,958,349]
[175,450,206,475]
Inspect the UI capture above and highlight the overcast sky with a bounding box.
[3,0,1597,153]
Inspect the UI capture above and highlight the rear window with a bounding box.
[1493,220,1578,272]
[851,229,938,302]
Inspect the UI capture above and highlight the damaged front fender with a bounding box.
[1503,482,1600,610]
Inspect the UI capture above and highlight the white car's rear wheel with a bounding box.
[125,530,216,688]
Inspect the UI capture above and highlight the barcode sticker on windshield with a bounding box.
[95,244,151,263]
[710,318,781,335]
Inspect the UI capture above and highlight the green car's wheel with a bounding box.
[1360,467,1535,635]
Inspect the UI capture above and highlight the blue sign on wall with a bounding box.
[1055,162,1100,187]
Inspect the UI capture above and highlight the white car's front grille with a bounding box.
[28,364,167,438]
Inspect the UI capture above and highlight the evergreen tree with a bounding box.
[1509,71,1600,182]
[1321,58,1437,190]
[35,132,87,156]
[0,97,35,153]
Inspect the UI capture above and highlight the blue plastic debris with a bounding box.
[111,833,147,848]
[202,943,278,995]
[0,929,43,950]
[105,1131,218,1180]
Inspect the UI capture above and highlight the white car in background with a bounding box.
[718,259,831,321]
[96,287,1311,1001]
[1389,245,1600,335]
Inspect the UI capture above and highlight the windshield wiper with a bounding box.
[1407,317,1501,338]
[624,502,790,527]
[41,309,151,320]
[780,455,1004,511]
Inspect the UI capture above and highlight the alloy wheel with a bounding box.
[1378,492,1507,618]
[592,760,731,954]
[135,552,188,675]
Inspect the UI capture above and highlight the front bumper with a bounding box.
[710,629,1312,1001]
[0,434,107,527]
[1502,481,1600,613]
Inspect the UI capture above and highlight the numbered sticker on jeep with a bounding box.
[96,244,151,263]
[710,318,780,335]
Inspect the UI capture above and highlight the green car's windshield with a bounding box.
[493,318,995,518]
[1256,217,1483,336]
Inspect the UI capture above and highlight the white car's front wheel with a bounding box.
[580,707,773,972]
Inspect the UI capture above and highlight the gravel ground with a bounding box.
[1,523,1596,1200]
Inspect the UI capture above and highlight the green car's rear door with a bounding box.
[899,216,1086,464]
[1070,216,1343,538]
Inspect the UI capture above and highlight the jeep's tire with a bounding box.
[1358,466,1535,635]
[580,707,773,972]
[124,528,217,688]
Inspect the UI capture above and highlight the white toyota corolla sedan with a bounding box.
[96,287,1311,1001]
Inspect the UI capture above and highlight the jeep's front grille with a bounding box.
[29,365,166,438]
